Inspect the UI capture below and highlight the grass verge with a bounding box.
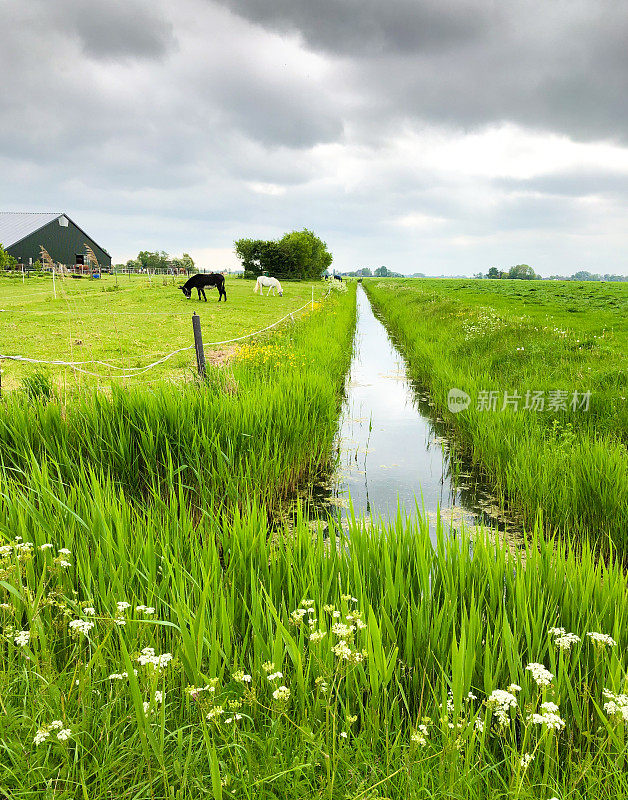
[364,278,628,549]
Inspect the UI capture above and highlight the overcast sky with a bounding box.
[2,0,628,275]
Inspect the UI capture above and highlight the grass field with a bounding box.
[0,274,329,390]
[2,274,628,798]
[364,278,628,547]
[0,281,355,511]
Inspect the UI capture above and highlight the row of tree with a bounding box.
[116,251,197,273]
[483,264,539,280]
[234,229,332,279]
[478,265,628,281]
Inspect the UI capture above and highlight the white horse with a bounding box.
[254,276,283,296]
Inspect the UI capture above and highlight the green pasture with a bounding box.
[2,274,628,798]
[365,278,628,547]
[0,274,329,390]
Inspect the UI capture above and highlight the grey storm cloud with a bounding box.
[1,0,628,274]
[214,0,489,55]
[216,0,628,143]
[42,0,176,60]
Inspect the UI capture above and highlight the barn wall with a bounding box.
[6,218,111,267]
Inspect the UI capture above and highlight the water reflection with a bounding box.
[315,285,511,536]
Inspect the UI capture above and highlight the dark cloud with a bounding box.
[1,0,627,274]
[47,0,176,61]
[215,0,489,55]
[216,0,628,143]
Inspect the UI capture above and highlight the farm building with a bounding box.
[0,212,111,269]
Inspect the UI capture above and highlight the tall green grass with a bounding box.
[0,287,356,510]
[364,279,628,549]
[1,467,628,798]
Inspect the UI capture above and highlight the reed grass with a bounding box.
[1,466,628,798]
[364,278,628,549]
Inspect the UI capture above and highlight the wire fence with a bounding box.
[0,293,328,382]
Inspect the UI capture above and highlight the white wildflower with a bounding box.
[507,684,521,693]
[58,548,71,555]
[528,712,565,731]
[267,672,283,681]
[83,607,96,616]
[526,663,553,687]
[332,640,352,660]
[137,647,172,670]
[114,617,126,626]
[332,622,354,638]
[49,721,63,730]
[56,729,71,741]
[411,724,428,745]
[206,706,224,720]
[233,671,252,683]
[34,729,50,745]
[14,630,30,647]
[69,619,94,637]
[40,543,54,550]
[487,690,518,726]
[57,560,71,568]
[602,689,628,724]
[272,686,290,701]
[520,753,534,769]
[587,632,617,648]
[116,601,131,612]
[340,731,348,738]
[290,608,307,624]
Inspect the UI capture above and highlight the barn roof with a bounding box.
[0,212,63,248]
[0,212,110,256]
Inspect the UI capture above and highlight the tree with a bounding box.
[487,267,501,279]
[170,253,197,274]
[234,230,332,279]
[181,253,196,273]
[375,266,390,277]
[507,264,537,280]
[0,243,17,271]
[136,251,170,271]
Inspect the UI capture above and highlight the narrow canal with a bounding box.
[319,284,509,536]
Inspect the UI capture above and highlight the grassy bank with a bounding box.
[0,274,331,390]
[364,279,628,548]
[1,469,628,798]
[0,284,356,508]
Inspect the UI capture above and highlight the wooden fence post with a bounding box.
[192,313,206,379]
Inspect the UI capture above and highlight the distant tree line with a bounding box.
[235,229,332,279]
[114,251,197,273]
[477,265,628,281]
[340,266,424,278]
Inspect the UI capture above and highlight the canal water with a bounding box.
[316,285,508,536]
